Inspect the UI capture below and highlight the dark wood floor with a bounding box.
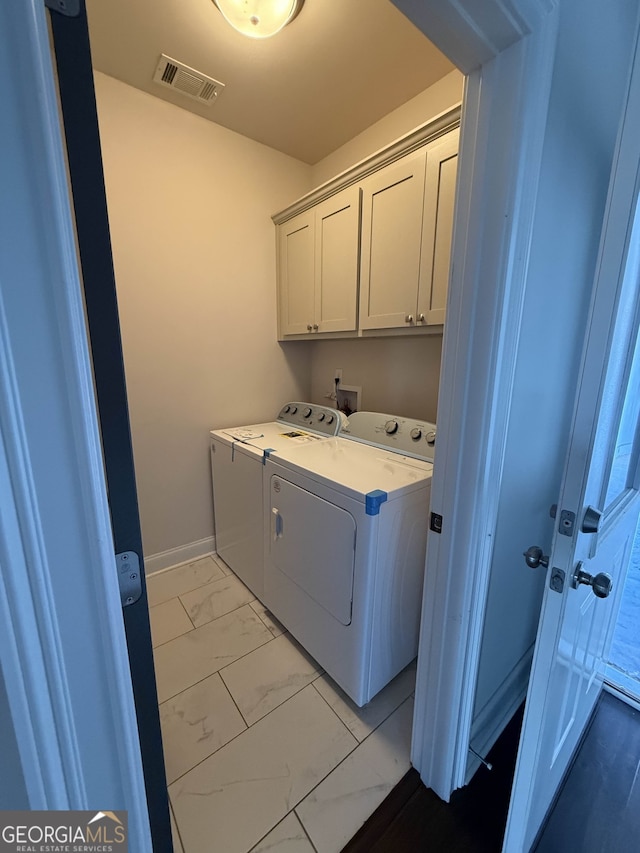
[343,691,640,853]
[534,691,640,853]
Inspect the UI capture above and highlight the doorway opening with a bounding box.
[606,518,640,703]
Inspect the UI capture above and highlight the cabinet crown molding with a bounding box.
[272,103,462,225]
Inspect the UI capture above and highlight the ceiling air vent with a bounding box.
[153,55,225,105]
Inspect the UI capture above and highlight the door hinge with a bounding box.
[44,0,80,17]
[116,551,142,607]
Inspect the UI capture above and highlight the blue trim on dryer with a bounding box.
[365,489,388,515]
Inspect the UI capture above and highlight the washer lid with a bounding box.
[210,421,327,458]
[267,437,433,502]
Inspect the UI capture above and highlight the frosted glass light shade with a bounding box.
[213,0,304,39]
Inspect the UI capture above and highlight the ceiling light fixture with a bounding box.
[213,0,304,39]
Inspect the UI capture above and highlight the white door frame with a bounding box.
[391,0,560,797]
[0,1,151,847]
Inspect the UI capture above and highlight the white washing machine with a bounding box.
[263,412,436,706]
[210,403,342,598]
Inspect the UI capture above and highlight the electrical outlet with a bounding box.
[335,368,343,383]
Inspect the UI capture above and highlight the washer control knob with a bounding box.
[326,414,335,424]
[283,404,291,413]
[410,428,422,441]
[290,405,298,414]
[318,412,325,421]
[426,430,436,446]
[303,407,312,418]
[385,420,399,435]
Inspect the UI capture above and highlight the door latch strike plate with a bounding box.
[116,551,142,607]
[549,567,565,593]
[558,509,575,537]
[430,512,443,534]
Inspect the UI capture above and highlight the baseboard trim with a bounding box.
[466,647,532,782]
[144,536,216,576]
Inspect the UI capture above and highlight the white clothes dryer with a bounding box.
[262,412,436,706]
[210,403,342,598]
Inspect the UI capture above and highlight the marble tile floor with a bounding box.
[147,554,417,853]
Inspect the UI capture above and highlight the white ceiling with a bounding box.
[85,0,454,165]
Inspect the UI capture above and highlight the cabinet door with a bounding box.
[359,149,427,330]
[278,209,315,336]
[314,185,361,333]
[418,128,459,326]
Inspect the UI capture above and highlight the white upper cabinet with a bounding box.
[277,186,360,337]
[359,128,459,331]
[314,186,361,333]
[278,209,314,336]
[273,107,461,340]
[359,149,427,330]
[418,128,459,326]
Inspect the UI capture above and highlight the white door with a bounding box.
[503,36,640,853]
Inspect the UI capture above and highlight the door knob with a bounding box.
[405,314,414,324]
[312,323,319,330]
[306,324,312,331]
[523,545,549,569]
[571,562,613,598]
[417,313,425,322]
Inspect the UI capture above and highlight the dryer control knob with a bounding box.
[410,428,422,441]
[326,414,335,424]
[290,406,298,414]
[385,420,399,435]
[318,412,325,421]
[283,405,291,413]
[303,407,312,418]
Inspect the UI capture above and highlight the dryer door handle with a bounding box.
[272,507,284,540]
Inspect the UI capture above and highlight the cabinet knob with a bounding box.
[405,314,414,324]
[306,324,312,331]
[312,323,319,330]
[417,313,425,323]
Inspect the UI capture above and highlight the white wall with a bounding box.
[94,73,313,562]
[310,335,442,421]
[471,0,638,741]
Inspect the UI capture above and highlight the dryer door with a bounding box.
[269,475,356,626]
